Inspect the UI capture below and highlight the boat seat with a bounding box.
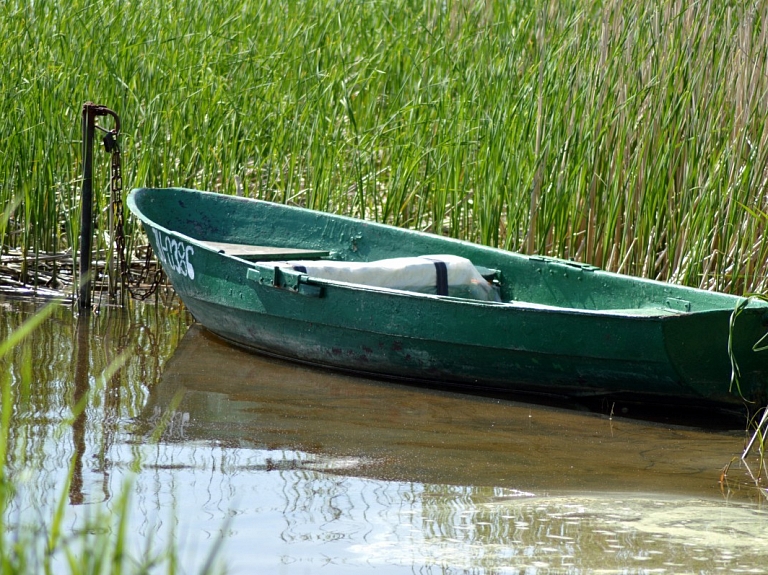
[200,241,330,261]
[280,254,501,302]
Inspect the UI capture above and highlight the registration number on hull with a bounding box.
[152,228,196,280]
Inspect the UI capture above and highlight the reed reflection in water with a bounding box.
[3,301,768,573]
[95,438,768,574]
[0,301,186,540]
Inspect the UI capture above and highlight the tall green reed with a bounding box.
[1,0,766,293]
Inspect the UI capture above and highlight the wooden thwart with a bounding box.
[200,241,329,261]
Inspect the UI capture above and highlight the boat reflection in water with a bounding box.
[131,325,768,574]
[140,325,747,493]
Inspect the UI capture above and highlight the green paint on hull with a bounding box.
[128,187,768,407]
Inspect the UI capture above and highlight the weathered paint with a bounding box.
[127,187,768,407]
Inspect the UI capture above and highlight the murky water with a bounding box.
[2,299,768,573]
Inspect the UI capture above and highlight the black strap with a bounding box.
[292,265,308,273]
[433,261,448,296]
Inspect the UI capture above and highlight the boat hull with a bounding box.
[177,285,765,406]
[128,187,768,407]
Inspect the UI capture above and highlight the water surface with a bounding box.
[2,300,767,573]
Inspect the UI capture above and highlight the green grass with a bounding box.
[1,0,767,293]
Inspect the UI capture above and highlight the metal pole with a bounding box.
[79,103,96,310]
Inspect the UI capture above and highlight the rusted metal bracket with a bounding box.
[529,255,599,272]
[664,297,691,313]
[247,266,323,297]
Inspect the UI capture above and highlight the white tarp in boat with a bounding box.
[282,254,499,301]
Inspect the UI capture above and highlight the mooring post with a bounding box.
[79,102,121,310]
[79,102,97,310]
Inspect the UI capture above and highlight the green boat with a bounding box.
[128,187,768,408]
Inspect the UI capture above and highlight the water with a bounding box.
[2,300,768,574]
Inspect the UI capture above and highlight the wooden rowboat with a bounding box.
[128,187,768,408]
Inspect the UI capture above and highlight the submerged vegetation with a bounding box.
[1,0,767,294]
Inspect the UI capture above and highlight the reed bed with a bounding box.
[1,0,767,293]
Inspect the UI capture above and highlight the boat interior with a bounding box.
[195,236,749,318]
[134,187,753,315]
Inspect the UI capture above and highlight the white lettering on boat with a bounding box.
[152,228,195,280]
